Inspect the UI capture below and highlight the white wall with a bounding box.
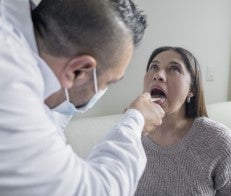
[79,0,231,117]
[229,52,231,101]
[33,0,231,117]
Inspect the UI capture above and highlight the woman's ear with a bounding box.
[60,55,96,88]
[186,91,194,103]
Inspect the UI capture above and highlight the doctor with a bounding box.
[0,0,164,196]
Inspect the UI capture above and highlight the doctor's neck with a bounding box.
[34,32,72,109]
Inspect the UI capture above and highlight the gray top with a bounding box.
[135,117,231,196]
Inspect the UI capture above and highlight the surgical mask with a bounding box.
[52,67,107,116]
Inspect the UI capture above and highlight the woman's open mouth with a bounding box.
[150,87,167,105]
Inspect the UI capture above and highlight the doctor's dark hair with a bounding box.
[146,46,208,118]
[32,0,146,59]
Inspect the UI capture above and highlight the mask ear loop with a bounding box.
[93,68,98,93]
[65,68,97,104]
[64,88,70,102]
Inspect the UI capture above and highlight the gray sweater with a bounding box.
[135,117,231,196]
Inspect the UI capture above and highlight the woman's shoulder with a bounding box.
[195,116,231,134]
[193,116,231,152]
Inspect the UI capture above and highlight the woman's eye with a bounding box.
[149,64,158,71]
[170,65,181,73]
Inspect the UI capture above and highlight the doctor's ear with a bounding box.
[60,55,97,88]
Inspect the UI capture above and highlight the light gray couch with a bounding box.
[65,101,231,158]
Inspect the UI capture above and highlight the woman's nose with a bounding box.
[153,71,165,82]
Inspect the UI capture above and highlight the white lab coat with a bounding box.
[0,1,147,196]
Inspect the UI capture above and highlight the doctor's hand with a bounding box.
[127,92,165,135]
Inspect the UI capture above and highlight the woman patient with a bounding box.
[135,46,231,195]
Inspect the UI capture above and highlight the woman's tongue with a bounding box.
[152,94,166,105]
